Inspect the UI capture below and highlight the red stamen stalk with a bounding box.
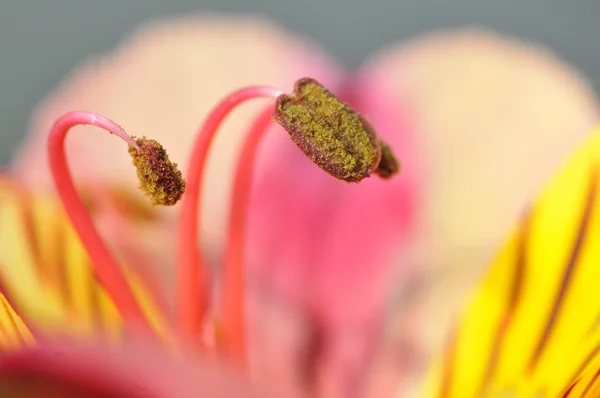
[90,185,172,324]
[177,87,283,349]
[222,106,274,362]
[47,111,149,333]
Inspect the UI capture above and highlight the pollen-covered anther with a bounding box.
[374,140,400,179]
[128,136,186,206]
[273,77,398,182]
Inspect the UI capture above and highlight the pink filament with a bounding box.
[177,87,284,351]
[90,185,172,324]
[47,111,148,333]
[222,106,274,362]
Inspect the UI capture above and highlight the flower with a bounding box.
[2,14,600,398]
[0,73,402,396]
[3,77,600,398]
[0,68,405,397]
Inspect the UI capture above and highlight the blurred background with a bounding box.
[1,0,600,164]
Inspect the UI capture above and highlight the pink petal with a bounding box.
[0,341,262,398]
[246,38,420,398]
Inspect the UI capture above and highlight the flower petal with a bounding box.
[359,28,600,355]
[561,353,600,397]
[0,293,34,353]
[247,27,600,397]
[422,126,600,397]
[0,341,261,398]
[0,180,170,344]
[246,51,419,398]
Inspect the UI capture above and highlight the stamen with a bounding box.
[222,106,274,362]
[47,111,149,334]
[90,184,173,327]
[128,137,186,206]
[179,78,401,361]
[177,86,284,347]
[273,78,399,182]
[374,140,401,179]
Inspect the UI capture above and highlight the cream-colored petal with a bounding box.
[358,28,600,361]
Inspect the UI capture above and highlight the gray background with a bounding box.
[1,0,599,164]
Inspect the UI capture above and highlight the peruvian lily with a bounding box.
[3,113,600,397]
[3,15,600,398]
[0,75,400,397]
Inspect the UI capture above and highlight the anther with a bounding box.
[273,78,399,182]
[128,137,186,206]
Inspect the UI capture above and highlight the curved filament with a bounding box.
[47,111,149,335]
[177,87,283,348]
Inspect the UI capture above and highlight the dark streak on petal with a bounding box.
[0,178,44,282]
[0,298,25,347]
[528,168,598,372]
[0,274,40,343]
[89,275,102,338]
[561,379,579,398]
[563,344,600,395]
[301,312,325,395]
[59,226,77,315]
[0,276,17,316]
[55,222,69,309]
[580,367,600,398]
[20,198,42,281]
[476,212,531,396]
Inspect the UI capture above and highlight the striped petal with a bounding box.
[0,293,34,354]
[0,179,170,344]
[421,126,600,397]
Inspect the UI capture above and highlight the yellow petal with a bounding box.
[421,126,600,397]
[0,293,34,352]
[0,181,170,345]
[0,181,66,327]
[561,350,600,397]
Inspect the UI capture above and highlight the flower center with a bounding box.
[44,78,399,370]
[177,78,399,367]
